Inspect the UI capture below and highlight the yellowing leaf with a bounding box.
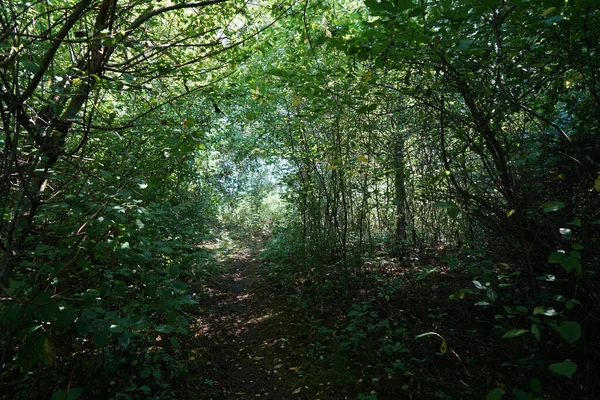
[541,7,556,17]
[362,70,373,82]
[183,117,194,127]
[595,175,600,192]
[42,339,54,366]
[440,340,447,355]
[291,96,302,106]
[357,155,368,163]
[289,366,301,371]
[507,209,515,218]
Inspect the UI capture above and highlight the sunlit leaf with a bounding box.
[502,329,528,339]
[540,201,565,213]
[541,7,556,16]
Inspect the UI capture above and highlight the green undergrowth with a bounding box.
[0,225,221,400]
[260,229,598,399]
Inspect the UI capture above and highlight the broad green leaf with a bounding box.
[447,205,459,219]
[487,387,504,400]
[549,361,577,378]
[2,303,24,329]
[75,318,92,335]
[560,256,581,273]
[512,388,533,400]
[558,321,581,344]
[22,61,41,74]
[57,307,77,330]
[94,330,110,348]
[502,329,529,339]
[155,324,175,334]
[567,218,581,226]
[540,201,565,212]
[548,251,564,263]
[119,331,132,348]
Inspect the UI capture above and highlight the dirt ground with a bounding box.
[177,240,325,400]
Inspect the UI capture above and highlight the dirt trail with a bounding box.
[177,239,316,400]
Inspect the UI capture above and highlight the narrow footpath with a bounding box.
[177,237,320,399]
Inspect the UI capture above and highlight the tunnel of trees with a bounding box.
[1,0,598,398]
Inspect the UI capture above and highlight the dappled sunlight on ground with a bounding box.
[178,240,315,399]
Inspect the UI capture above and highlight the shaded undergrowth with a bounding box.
[255,230,598,400]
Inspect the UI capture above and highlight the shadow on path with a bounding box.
[177,238,318,399]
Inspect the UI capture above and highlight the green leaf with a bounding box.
[530,378,542,393]
[548,251,564,263]
[531,324,541,342]
[487,387,504,400]
[75,318,92,335]
[1,303,24,329]
[567,218,581,226]
[540,201,565,212]
[119,331,132,348]
[560,256,581,273]
[558,321,581,344]
[394,0,414,12]
[155,324,175,334]
[447,205,459,219]
[109,324,125,333]
[357,104,378,114]
[549,361,577,378]
[472,280,484,289]
[158,246,173,254]
[512,388,533,400]
[502,329,529,339]
[94,330,110,348]
[22,61,41,74]
[57,307,77,330]
[51,388,83,400]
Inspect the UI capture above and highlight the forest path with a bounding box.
[177,234,317,399]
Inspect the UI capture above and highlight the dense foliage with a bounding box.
[1,0,598,398]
